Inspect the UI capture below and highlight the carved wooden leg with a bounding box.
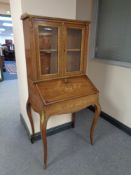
[90,103,101,145]
[72,113,76,128]
[40,111,48,169]
[26,97,35,143]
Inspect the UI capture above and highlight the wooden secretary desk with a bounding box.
[22,14,101,169]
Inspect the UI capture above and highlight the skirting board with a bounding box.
[20,114,73,142]
[20,107,131,143]
[88,106,131,136]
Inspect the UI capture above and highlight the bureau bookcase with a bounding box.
[22,14,101,169]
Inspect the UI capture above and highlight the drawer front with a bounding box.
[45,93,99,117]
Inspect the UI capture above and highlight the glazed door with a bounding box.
[63,23,87,76]
[34,21,62,80]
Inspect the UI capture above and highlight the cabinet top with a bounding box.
[21,13,90,24]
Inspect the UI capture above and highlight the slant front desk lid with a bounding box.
[36,75,98,105]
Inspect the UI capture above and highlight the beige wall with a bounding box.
[10,0,28,131]
[10,0,76,134]
[21,0,76,19]
[76,0,92,20]
[0,2,10,14]
[89,61,131,128]
[76,0,131,128]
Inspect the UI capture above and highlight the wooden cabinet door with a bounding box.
[34,21,62,80]
[63,23,88,76]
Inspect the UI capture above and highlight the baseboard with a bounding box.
[20,114,73,142]
[88,106,131,136]
[20,107,131,142]
[20,114,32,139]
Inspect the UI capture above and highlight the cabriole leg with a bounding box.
[40,111,48,169]
[90,103,101,145]
[26,97,35,143]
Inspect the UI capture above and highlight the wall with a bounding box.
[76,0,131,128]
[0,2,10,14]
[76,0,92,20]
[21,0,76,19]
[10,0,76,134]
[10,0,28,133]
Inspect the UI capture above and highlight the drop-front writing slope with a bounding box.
[22,14,101,169]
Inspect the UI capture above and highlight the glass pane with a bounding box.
[66,52,80,72]
[96,0,131,63]
[67,28,82,49]
[38,26,58,74]
[66,28,82,72]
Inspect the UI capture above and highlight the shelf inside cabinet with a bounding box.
[66,49,81,52]
[40,49,57,53]
[39,33,52,36]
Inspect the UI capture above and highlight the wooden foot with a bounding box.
[90,103,101,145]
[40,111,48,169]
[26,97,35,144]
[72,113,76,128]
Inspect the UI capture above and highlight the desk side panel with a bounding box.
[23,18,38,82]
